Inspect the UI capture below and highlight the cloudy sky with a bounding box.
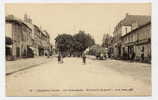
[5,3,151,45]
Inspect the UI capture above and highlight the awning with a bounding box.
[6,45,12,48]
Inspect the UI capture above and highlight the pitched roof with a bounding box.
[42,31,47,37]
[43,30,50,37]
[23,21,34,30]
[6,15,23,24]
[117,14,151,28]
[121,21,151,39]
[6,15,32,30]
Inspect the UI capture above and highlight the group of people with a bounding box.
[57,53,87,64]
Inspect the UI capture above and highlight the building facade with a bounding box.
[5,15,32,60]
[121,22,151,63]
[112,13,151,59]
[5,14,52,60]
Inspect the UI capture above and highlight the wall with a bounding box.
[5,23,12,38]
[121,23,151,62]
[122,26,132,36]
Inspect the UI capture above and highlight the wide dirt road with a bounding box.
[6,57,151,96]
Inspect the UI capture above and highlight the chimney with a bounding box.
[24,13,28,22]
[28,16,32,24]
[7,14,14,19]
[30,19,32,24]
[126,13,129,17]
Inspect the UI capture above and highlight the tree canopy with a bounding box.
[73,30,95,53]
[55,33,73,52]
[55,30,95,56]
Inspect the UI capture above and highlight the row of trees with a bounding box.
[55,30,95,57]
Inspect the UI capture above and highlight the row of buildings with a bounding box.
[5,14,52,60]
[108,13,151,63]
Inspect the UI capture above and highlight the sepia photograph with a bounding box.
[5,3,151,96]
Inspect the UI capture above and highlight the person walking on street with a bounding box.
[58,53,61,63]
[47,50,50,58]
[132,52,135,61]
[141,47,144,62]
[82,53,86,64]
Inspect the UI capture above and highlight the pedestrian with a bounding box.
[58,54,61,63]
[132,52,135,60]
[47,50,50,58]
[130,51,135,62]
[82,53,86,64]
[141,47,144,62]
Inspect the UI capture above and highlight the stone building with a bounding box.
[33,24,42,56]
[42,30,52,56]
[121,21,151,63]
[33,25,52,56]
[5,14,52,60]
[23,14,52,57]
[5,15,32,60]
[112,13,151,59]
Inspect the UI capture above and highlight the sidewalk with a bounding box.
[6,56,54,75]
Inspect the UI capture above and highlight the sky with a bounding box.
[5,3,151,45]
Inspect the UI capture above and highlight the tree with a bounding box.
[55,30,95,57]
[55,34,73,54]
[73,30,95,54]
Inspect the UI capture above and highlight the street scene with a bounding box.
[5,3,151,96]
[7,56,151,96]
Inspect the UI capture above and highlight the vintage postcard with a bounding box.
[5,3,151,96]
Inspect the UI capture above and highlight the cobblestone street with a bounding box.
[6,57,151,96]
